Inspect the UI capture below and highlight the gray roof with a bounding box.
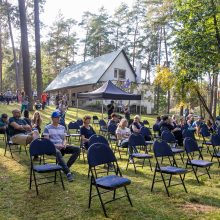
[45,49,135,92]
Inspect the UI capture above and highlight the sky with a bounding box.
[41,0,134,26]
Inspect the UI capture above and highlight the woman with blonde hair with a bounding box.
[116,118,131,147]
[31,111,42,133]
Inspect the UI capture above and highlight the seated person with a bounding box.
[159,115,183,146]
[0,113,8,133]
[8,109,39,145]
[31,111,42,133]
[206,119,213,132]
[192,116,204,136]
[116,118,131,148]
[34,100,42,110]
[131,115,142,133]
[43,111,80,182]
[23,109,31,127]
[80,115,96,150]
[107,113,119,127]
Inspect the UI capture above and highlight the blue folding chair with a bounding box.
[99,120,108,136]
[142,119,150,128]
[126,133,153,173]
[140,126,154,148]
[183,137,213,183]
[161,131,185,164]
[200,125,212,154]
[92,115,99,126]
[88,134,109,147]
[151,140,188,197]
[182,129,195,140]
[152,124,160,139]
[29,138,65,195]
[67,121,81,144]
[76,119,83,126]
[88,143,132,217]
[211,134,220,167]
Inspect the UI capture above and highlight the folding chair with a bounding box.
[183,137,213,183]
[151,140,188,197]
[98,120,107,136]
[76,119,83,126]
[92,115,99,126]
[107,124,117,150]
[161,131,185,164]
[142,120,150,128]
[29,138,65,195]
[67,121,81,144]
[126,133,153,173]
[182,129,195,140]
[152,124,160,139]
[200,125,212,154]
[88,134,109,147]
[4,130,28,158]
[211,134,220,167]
[140,126,154,150]
[88,143,132,217]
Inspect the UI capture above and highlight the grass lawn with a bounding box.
[0,103,220,220]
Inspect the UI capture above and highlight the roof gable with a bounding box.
[45,49,135,91]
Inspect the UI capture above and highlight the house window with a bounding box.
[114,68,126,80]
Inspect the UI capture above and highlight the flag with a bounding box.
[123,78,131,88]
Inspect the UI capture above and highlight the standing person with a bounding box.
[0,92,4,103]
[21,92,29,114]
[4,89,12,105]
[107,100,114,119]
[31,111,42,133]
[43,111,80,182]
[124,106,130,121]
[80,115,96,150]
[55,94,59,108]
[46,93,50,106]
[41,92,47,110]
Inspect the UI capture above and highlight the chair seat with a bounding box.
[171,148,184,153]
[145,141,154,144]
[213,152,220,158]
[33,164,62,173]
[100,128,107,132]
[132,153,153,159]
[188,160,213,167]
[203,141,212,145]
[95,175,131,189]
[69,133,81,137]
[157,166,188,174]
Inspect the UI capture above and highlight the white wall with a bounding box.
[99,52,136,82]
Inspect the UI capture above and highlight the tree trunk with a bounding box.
[18,0,33,110]
[34,0,43,100]
[0,0,2,92]
[7,0,19,90]
[209,74,214,114]
[212,72,218,119]
[83,28,88,61]
[132,20,138,68]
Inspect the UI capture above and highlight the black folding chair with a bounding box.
[183,137,213,183]
[29,138,65,195]
[67,121,81,144]
[88,143,132,217]
[210,134,220,167]
[151,140,188,197]
[126,133,153,173]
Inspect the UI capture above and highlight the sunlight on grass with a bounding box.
[0,103,220,219]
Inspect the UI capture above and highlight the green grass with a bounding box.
[0,103,220,220]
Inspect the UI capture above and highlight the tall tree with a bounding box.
[18,0,33,110]
[0,0,2,92]
[34,0,43,99]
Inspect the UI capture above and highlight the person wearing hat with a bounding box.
[43,111,80,182]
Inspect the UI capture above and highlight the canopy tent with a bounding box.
[76,80,142,118]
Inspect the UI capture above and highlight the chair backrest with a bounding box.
[160,126,170,133]
[76,119,83,126]
[153,124,160,132]
[142,120,150,127]
[29,138,56,156]
[88,134,109,147]
[183,137,200,154]
[153,140,173,157]
[211,134,220,146]
[68,121,80,130]
[107,124,117,134]
[140,126,152,137]
[128,133,146,147]
[161,130,176,143]
[182,129,195,140]
[200,125,210,137]
[88,143,116,167]
[99,119,107,127]
[93,115,98,120]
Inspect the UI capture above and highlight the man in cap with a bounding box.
[43,111,80,182]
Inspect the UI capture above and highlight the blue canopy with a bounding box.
[77,80,141,100]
